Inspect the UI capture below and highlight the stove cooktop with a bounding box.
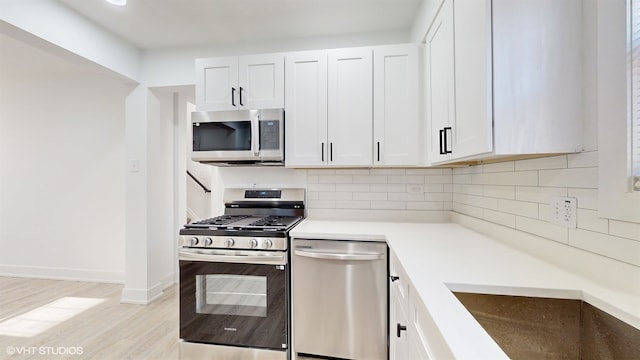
[184,214,303,231]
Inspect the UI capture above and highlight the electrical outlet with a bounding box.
[550,197,577,228]
[408,185,424,194]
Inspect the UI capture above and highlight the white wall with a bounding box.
[0,0,141,82]
[0,35,132,282]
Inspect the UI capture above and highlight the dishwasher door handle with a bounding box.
[294,249,385,261]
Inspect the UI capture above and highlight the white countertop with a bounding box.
[290,219,640,359]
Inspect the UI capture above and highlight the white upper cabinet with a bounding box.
[195,53,284,111]
[373,44,421,166]
[427,0,583,165]
[284,51,328,167]
[327,48,373,166]
[425,0,455,164]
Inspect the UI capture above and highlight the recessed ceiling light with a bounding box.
[105,0,127,6]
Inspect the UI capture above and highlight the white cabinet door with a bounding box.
[239,53,284,109]
[327,48,373,166]
[390,286,410,360]
[425,0,455,164]
[285,51,328,166]
[373,44,421,166]
[195,56,238,111]
[452,0,493,160]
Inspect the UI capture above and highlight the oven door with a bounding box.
[191,109,260,162]
[179,248,288,351]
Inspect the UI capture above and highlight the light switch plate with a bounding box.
[550,197,577,228]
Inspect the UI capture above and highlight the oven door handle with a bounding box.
[294,249,384,261]
[179,249,287,265]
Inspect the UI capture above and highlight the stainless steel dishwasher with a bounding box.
[292,238,388,360]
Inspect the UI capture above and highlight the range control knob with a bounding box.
[250,238,259,248]
[264,239,273,249]
[190,237,199,246]
[204,237,213,246]
[225,238,235,248]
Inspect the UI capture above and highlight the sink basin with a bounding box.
[453,292,640,359]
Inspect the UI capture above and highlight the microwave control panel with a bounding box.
[260,120,280,150]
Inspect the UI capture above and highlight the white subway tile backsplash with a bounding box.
[353,192,387,201]
[407,202,445,210]
[370,184,406,193]
[609,220,640,241]
[577,208,609,234]
[498,199,538,218]
[424,193,453,202]
[335,169,371,175]
[370,168,406,175]
[538,167,598,188]
[308,169,335,175]
[425,174,454,184]
[453,202,484,218]
[516,216,569,244]
[388,175,425,184]
[406,168,444,175]
[318,175,353,184]
[515,155,567,171]
[336,200,370,209]
[308,199,335,208]
[335,184,370,192]
[424,183,445,193]
[308,183,336,192]
[483,185,516,200]
[459,184,484,196]
[318,192,353,201]
[304,150,637,269]
[472,171,538,186]
[539,204,550,221]
[353,175,387,184]
[567,188,598,210]
[483,161,515,173]
[567,151,598,168]
[371,201,406,210]
[453,174,472,184]
[515,186,568,204]
[388,192,425,202]
[483,209,516,228]
[569,229,640,266]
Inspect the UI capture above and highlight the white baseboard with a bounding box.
[120,282,164,304]
[0,264,124,283]
[160,272,176,289]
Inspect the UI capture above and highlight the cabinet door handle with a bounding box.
[330,142,333,162]
[397,323,407,338]
[439,129,445,155]
[231,87,236,107]
[443,127,452,154]
[321,142,325,162]
[390,275,399,282]
[239,86,244,106]
[377,141,381,162]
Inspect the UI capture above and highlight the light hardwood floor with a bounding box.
[0,277,179,360]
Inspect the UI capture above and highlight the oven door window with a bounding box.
[180,260,287,350]
[196,274,267,317]
[193,121,251,151]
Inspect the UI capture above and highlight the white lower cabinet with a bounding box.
[390,251,435,360]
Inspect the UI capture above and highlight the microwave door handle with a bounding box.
[251,115,260,157]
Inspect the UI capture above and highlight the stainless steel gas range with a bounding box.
[178,188,304,360]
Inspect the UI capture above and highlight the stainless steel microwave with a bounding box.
[191,109,284,165]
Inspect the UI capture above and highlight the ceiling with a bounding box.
[57,0,423,50]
